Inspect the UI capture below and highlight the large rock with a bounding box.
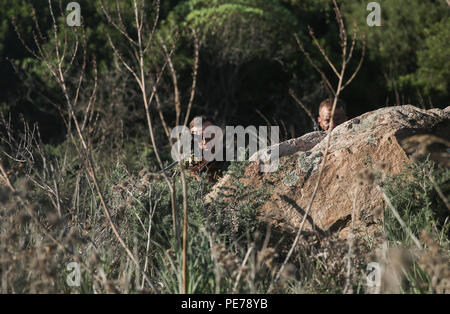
[207,105,450,239]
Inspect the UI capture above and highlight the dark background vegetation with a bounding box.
[1,0,448,147]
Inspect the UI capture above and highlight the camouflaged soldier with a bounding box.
[187,115,230,183]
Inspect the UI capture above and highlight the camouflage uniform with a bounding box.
[186,154,229,183]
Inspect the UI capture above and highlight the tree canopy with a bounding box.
[1,0,448,143]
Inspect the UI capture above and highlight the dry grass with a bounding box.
[1,0,448,295]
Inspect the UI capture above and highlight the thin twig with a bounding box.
[293,33,335,97]
[378,186,422,249]
[232,245,254,293]
[288,88,319,131]
[429,174,450,212]
[0,162,104,287]
[344,186,358,294]
[271,0,364,292]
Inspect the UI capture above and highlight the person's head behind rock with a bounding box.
[318,98,348,131]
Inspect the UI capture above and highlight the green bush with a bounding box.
[382,159,450,246]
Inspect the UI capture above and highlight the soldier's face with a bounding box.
[318,106,347,131]
[190,121,215,152]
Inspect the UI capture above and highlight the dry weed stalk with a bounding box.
[378,186,423,249]
[343,186,358,294]
[101,0,200,293]
[12,0,161,292]
[232,244,254,293]
[428,174,450,212]
[270,0,366,292]
[99,0,176,225]
[0,161,104,289]
[288,89,319,131]
[157,31,200,294]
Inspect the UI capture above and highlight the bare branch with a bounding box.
[106,33,143,90]
[81,58,98,132]
[154,91,171,139]
[346,21,358,65]
[379,186,423,249]
[342,33,366,91]
[183,31,200,127]
[158,35,181,125]
[100,0,138,47]
[272,0,363,291]
[293,33,335,97]
[11,16,42,61]
[143,0,161,54]
[308,26,340,79]
[289,88,319,131]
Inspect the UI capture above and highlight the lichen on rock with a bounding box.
[283,170,299,187]
[297,151,323,173]
[366,134,377,145]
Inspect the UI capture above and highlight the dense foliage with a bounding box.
[1,0,448,144]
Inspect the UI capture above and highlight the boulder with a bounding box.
[206,105,450,239]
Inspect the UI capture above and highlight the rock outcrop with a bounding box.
[207,105,450,239]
